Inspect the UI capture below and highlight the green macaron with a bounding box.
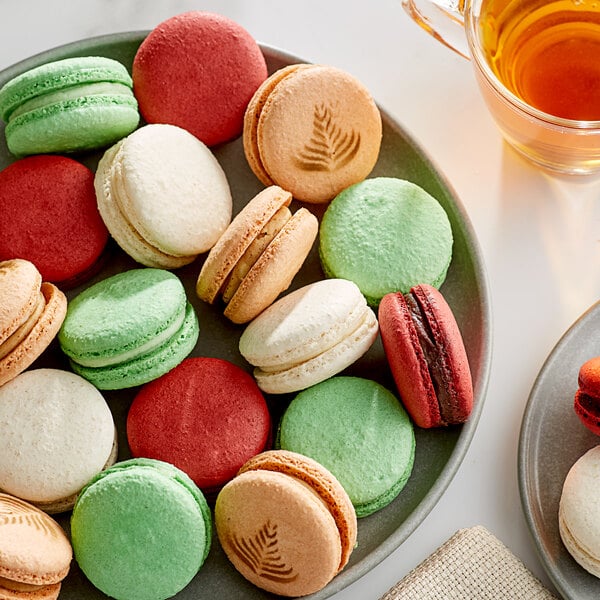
[318,177,453,306]
[277,376,415,517]
[71,458,212,600]
[0,56,139,156]
[58,268,199,389]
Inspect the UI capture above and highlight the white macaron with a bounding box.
[239,278,378,394]
[0,368,117,513]
[95,123,232,268]
[559,445,600,577]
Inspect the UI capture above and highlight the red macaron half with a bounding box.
[0,155,109,287]
[126,357,272,497]
[132,11,268,147]
[574,356,600,435]
[378,284,473,428]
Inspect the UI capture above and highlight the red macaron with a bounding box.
[574,356,600,435]
[378,284,473,428]
[126,357,272,497]
[0,155,109,287]
[132,11,268,147]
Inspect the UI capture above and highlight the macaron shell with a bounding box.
[0,282,67,388]
[127,357,271,495]
[254,65,382,203]
[277,376,416,517]
[0,369,116,509]
[224,206,318,324]
[239,278,373,368]
[238,450,357,572]
[68,301,199,390]
[95,141,192,269]
[216,469,343,596]
[111,124,232,257]
[0,493,72,590]
[559,445,600,577]
[196,185,293,303]
[0,155,109,285]
[319,177,453,305]
[0,259,41,344]
[378,291,440,428]
[133,11,267,146]
[71,458,211,600]
[574,390,600,435]
[5,95,139,156]
[243,64,310,187]
[253,307,378,394]
[409,284,473,424]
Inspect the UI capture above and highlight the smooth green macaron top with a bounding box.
[71,457,212,600]
[58,268,199,389]
[277,376,416,517]
[319,177,453,306]
[0,56,139,156]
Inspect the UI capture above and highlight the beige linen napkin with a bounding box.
[379,526,558,599]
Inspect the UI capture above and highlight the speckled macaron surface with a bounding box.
[0,55,139,156]
[319,177,454,306]
[277,376,415,517]
[58,268,199,389]
[71,458,212,600]
[0,369,116,513]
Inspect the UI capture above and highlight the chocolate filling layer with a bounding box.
[405,292,454,423]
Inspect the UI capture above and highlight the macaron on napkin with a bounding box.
[0,7,480,600]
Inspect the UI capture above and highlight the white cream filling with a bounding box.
[74,307,186,368]
[9,82,132,120]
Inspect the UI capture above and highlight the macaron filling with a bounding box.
[221,205,292,303]
[8,82,135,121]
[405,290,456,423]
[0,291,44,359]
[73,304,186,368]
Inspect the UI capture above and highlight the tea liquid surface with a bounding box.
[480,0,600,120]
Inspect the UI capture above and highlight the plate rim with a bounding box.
[519,299,600,599]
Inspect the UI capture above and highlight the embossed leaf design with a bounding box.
[229,521,299,584]
[295,102,361,172]
[0,495,58,538]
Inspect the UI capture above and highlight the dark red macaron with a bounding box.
[378,284,473,428]
[574,356,600,435]
[132,11,268,147]
[127,357,272,497]
[0,155,109,287]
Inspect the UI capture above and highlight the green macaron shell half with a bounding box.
[319,177,453,306]
[71,457,212,600]
[277,376,416,517]
[0,56,139,155]
[59,268,199,389]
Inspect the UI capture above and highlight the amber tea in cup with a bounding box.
[480,0,600,121]
[403,0,600,175]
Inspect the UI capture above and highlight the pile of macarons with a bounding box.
[0,10,475,600]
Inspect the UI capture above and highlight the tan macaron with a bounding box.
[0,493,72,600]
[215,449,357,597]
[243,64,382,204]
[196,185,318,324]
[0,259,67,387]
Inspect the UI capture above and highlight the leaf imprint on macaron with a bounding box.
[0,495,60,538]
[229,520,299,584]
[295,102,361,172]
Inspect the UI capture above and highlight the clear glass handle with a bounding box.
[402,0,470,59]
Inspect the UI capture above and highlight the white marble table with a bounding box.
[4,1,600,598]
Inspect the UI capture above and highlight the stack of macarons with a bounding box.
[0,7,477,600]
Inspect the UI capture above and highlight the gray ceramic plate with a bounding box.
[520,301,600,599]
[0,32,492,599]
